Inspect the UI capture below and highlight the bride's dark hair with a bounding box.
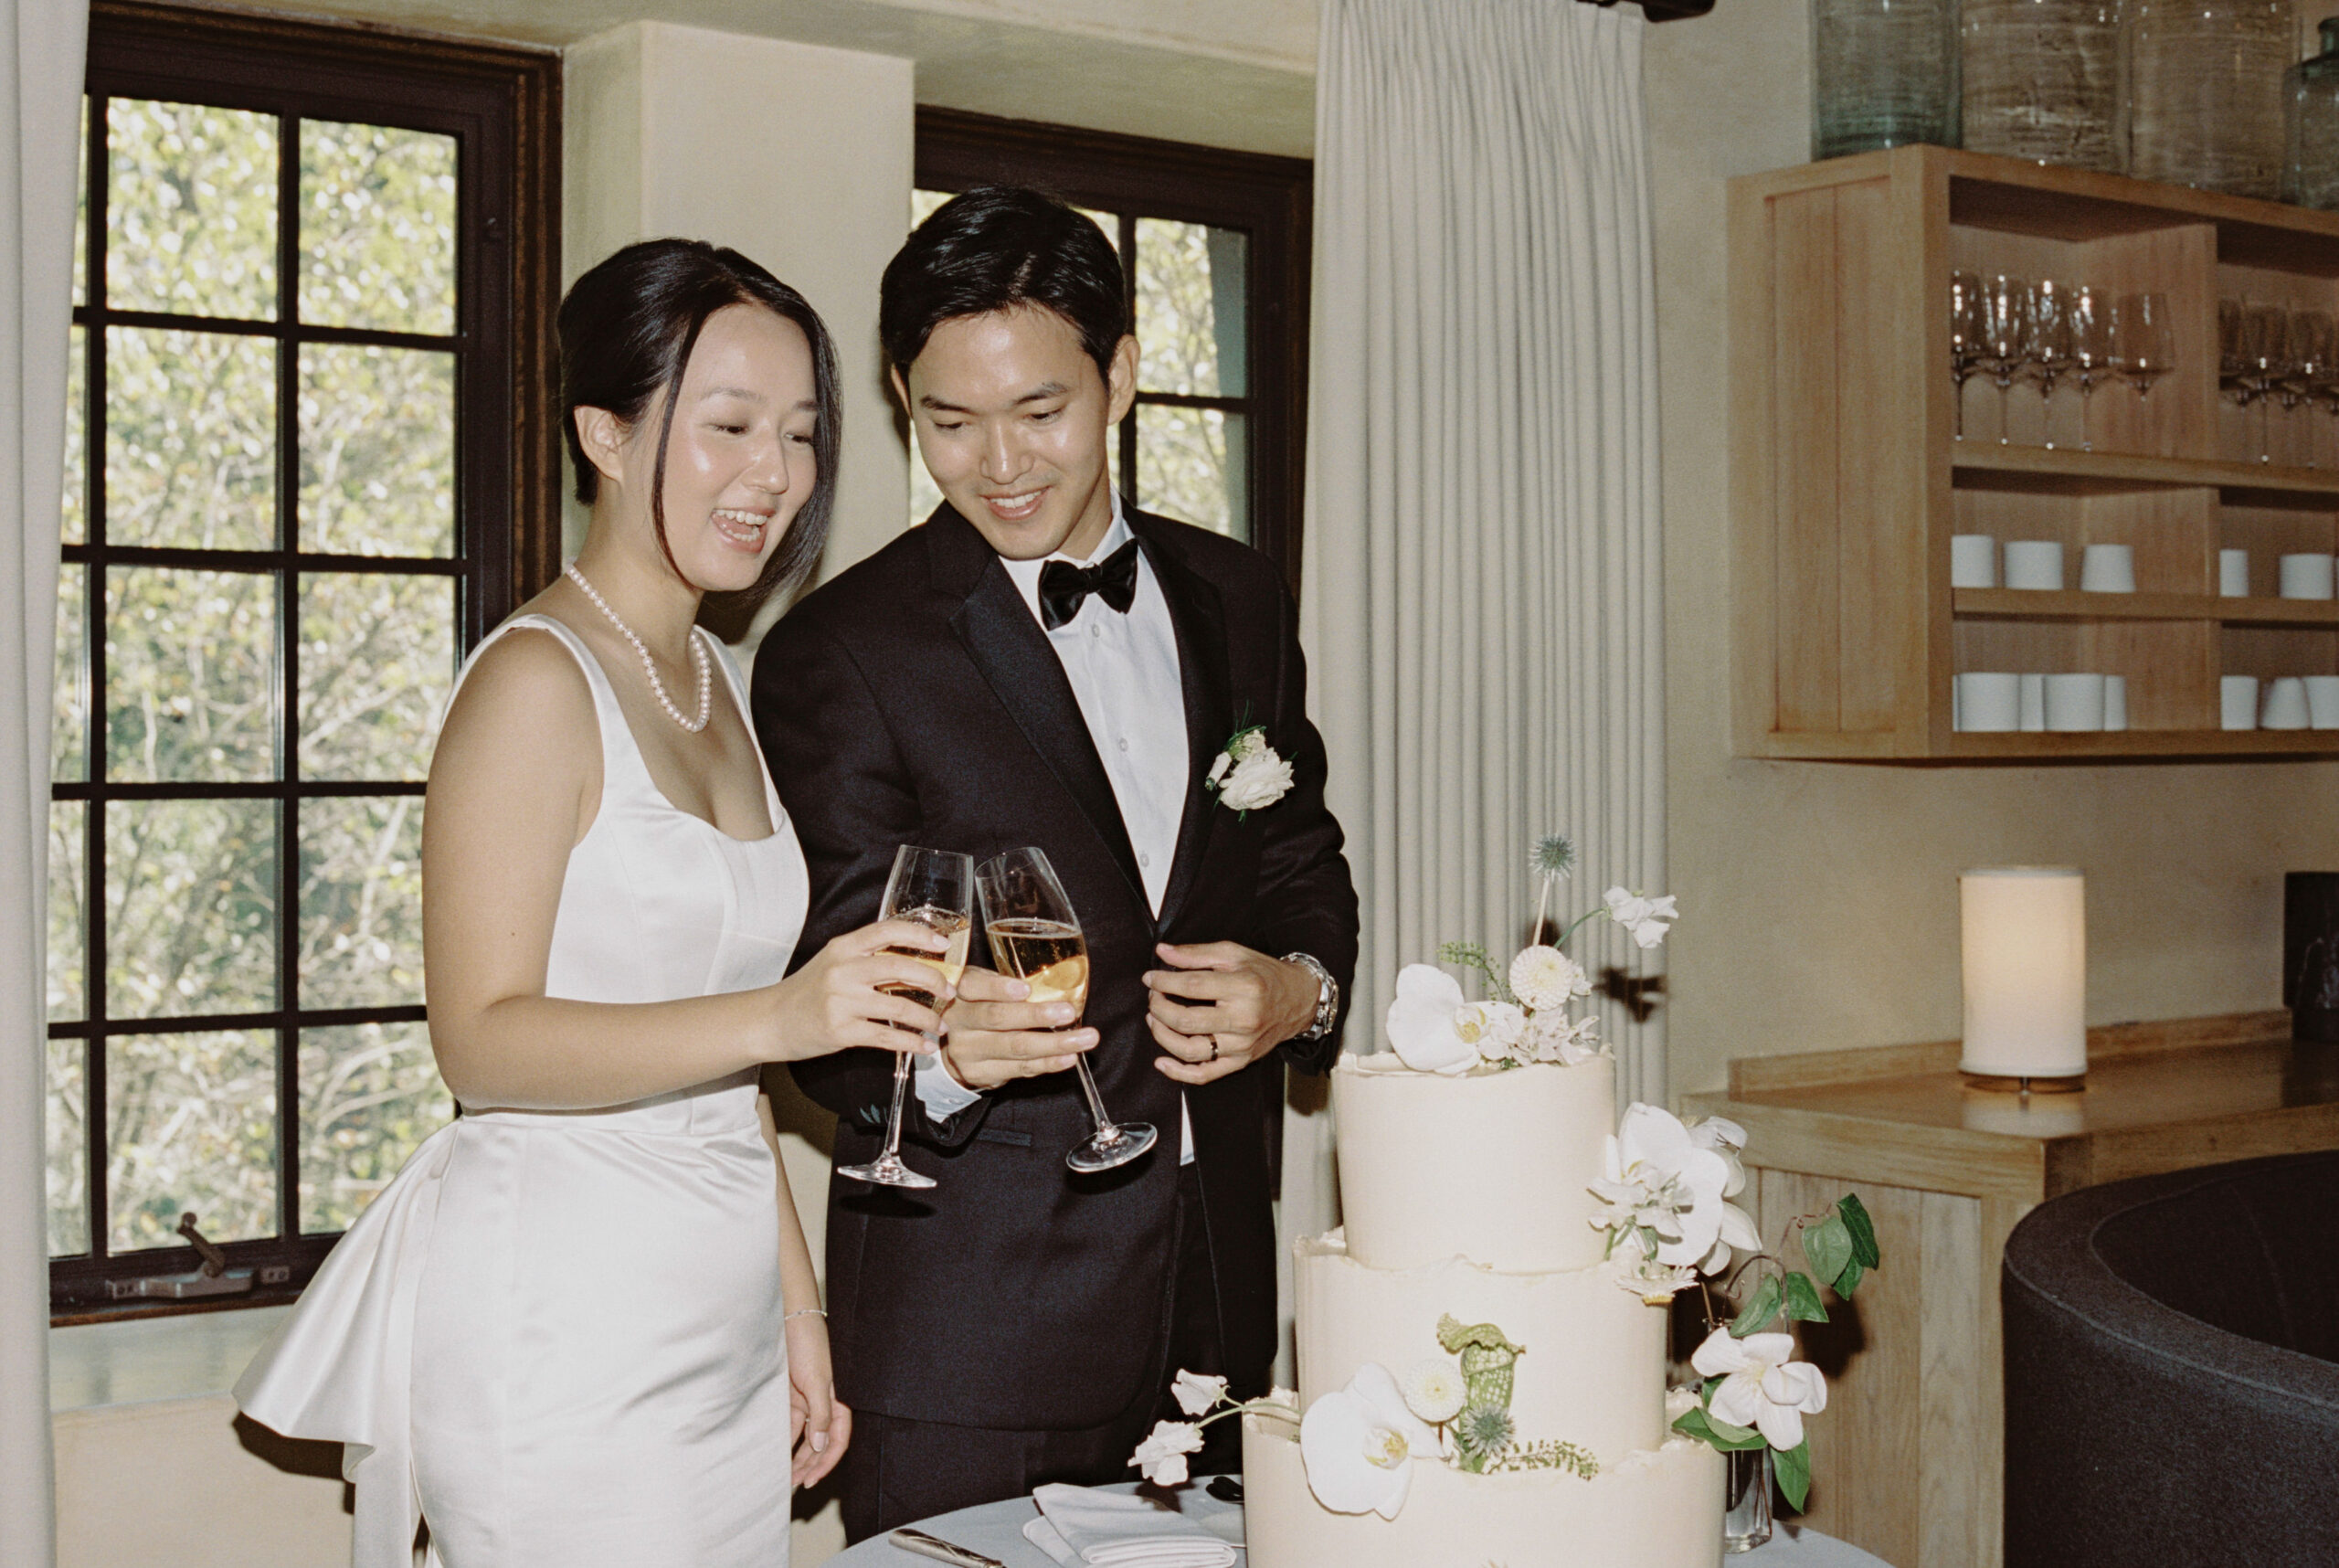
[558,238,841,609]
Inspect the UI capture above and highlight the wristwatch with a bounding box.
[1282,951,1340,1042]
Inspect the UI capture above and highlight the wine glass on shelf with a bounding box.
[834,844,975,1191]
[1978,273,2033,445]
[974,846,1158,1175]
[2238,302,2289,462]
[2284,310,2334,468]
[1950,270,1984,440]
[2068,285,2111,453]
[2024,280,2075,447]
[2110,291,2176,408]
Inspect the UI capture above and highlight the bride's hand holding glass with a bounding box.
[763,920,954,1059]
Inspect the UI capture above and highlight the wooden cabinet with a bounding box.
[1683,1013,2339,1568]
[1731,146,2339,759]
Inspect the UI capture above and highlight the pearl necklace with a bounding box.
[564,563,713,734]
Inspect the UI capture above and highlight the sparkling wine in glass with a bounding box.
[974,847,1158,1175]
[835,845,974,1191]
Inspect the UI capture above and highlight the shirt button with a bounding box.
[1090,624,1102,639]
[1139,853,1151,867]
[1117,737,1129,751]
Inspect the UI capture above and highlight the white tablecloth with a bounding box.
[825,1480,1895,1567]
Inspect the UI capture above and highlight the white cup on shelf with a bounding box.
[2219,549,2252,599]
[2044,673,2107,731]
[2263,676,2312,730]
[1951,534,2000,589]
[2103,674,2129,732]
[1956,672,2022,733]
[2222,675,2261,730]
[2279,553,2336,600]
[2004,541,2065,592]
[2079,545,2136,594]
[2305,674,2339,729]
[2018,673,2047,732]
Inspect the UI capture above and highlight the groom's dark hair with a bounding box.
[880,186,1126,381]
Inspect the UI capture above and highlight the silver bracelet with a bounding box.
[784,1307,827,1322]
[1283,951,1340,1041]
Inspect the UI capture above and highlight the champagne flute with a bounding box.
[974,847,1158,1175]
[835,844,974,1191]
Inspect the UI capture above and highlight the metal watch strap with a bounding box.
[1283,950,1339,1041]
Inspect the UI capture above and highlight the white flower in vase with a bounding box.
[1130,1419,1206,1485]
[1603,887,1679,949]
[1385,964,1482,1075]
[1591,1103,1762,1274]
[1691,1327,1829,1450]
[1299,1362,1442,1520]
[1508,944,1590,1011]
[1688,1114,1750,1201]
[1171,1369,1229,1417]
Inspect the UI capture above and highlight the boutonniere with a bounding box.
[1204,718,1293,820]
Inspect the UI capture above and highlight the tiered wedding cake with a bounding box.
[1238,1050,1724,1568]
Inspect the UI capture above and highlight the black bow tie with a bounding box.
[1037,539,1141,630]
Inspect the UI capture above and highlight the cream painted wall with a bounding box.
[1644,0,2339,1098]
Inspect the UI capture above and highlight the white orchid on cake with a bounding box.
[1589,1104,1763,1297]
[1383,833,1673,1075]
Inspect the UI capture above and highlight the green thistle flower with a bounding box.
[1530,833,1576,880]
[1454,1403,1515,1463]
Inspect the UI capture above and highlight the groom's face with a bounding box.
[896,304,1137,561]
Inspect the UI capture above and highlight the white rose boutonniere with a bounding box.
[1206,722,1293,819]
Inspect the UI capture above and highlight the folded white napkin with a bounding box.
[1025,1483,1240,1568]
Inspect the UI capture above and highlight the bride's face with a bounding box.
[601,302,820,593]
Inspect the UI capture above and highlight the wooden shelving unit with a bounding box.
[1730,145,2339,760]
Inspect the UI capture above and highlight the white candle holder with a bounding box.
[1960,866,2088,1093]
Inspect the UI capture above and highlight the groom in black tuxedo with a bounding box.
[753,187,1358,1541]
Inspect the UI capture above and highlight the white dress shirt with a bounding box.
[915,497,1197,1160]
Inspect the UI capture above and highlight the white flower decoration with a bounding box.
[1299,1363,1440,1520]
[1603,887,1679,949]
[1129,1419,1206,1485]
[1689,1114,1750,1201]
[1384,964,1480,1075]
[1527,1009,1603,1066]
[1590,1103,1762,1275]
[1400,1358,1466,1425]
[1170,1369,1229,1417]
[1208,726,1293,814]
[1691,1328,1829,1450]
[1455,1000,1527,1056]
[1509,944,1591,1011]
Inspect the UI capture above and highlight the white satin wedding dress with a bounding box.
[237,614,809,1568]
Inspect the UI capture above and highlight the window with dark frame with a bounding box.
[910,109,1312,592]
[47,2,559,1318]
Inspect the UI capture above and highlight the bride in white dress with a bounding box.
[236,240,949,1568]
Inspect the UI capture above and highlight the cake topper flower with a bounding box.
[1383,964,1485,1075]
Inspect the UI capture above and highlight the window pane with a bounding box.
[106,798,277,1018]
[106,1028,277,1252]
[72,97,87,311]
[299,796,423,1010]
[106,567,278,783]
[1137,405,1247,540]
[105,99,277,320]
[300,1021,449,1234]
[298,573,454,781]
[1137,219,1246,397]
[300,121,457,334]
[1081,207,1120,252]
[298,345,455,556]
[62,325,84,545]
[104,325,278,551]
[912,187,952,229]
[49,801,84,1022]
[48,1037,87,1256]
[54,562,84,781]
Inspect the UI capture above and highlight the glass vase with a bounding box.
[2285,18,2339,208]
[1722,1446,1774,1553]
[2123,0,2294,198]
[1962,0,2122,171]
[1812,0,1963,162]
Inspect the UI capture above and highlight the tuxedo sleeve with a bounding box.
[750,610,994,1150]
[1247,584,1360,1075]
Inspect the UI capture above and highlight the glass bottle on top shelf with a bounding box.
[2122,0,2294,198]
[1963,0,2122,171]
[2284,19,2339,210]
[1811,0,1962,161]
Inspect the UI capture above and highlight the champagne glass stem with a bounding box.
[1069,1055,1119,1140]
[2079,379,2094,452]
[878,1049,915,1162]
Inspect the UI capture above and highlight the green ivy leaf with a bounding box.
[1774,1438,1813,1513]
[1839,1192,1881,1270]
[1836,1256,1865,1298]
[1730,1276,1783,1337]
[1804,1214,1853,1288]
[1670,1404,1768,1452]
[1781,1271,1829,1324]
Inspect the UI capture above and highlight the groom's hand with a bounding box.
[937,966,1099,1090]
[1145,942,1320,1085]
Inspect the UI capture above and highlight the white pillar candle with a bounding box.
[1960,867,2087,1082]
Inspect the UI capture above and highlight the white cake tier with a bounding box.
[1242,1411,1723,1568]
[1333,1052,1614,1272]
[1296,1229,1669,1466]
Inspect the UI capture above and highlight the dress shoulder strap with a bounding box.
[446,612,649,793]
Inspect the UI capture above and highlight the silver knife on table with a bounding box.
[886,1527,1008,1568]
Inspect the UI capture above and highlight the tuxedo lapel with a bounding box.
[1133,514,1234,933]
[928,506,1148,909]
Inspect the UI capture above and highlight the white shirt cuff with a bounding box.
[912,1049,984,1121]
